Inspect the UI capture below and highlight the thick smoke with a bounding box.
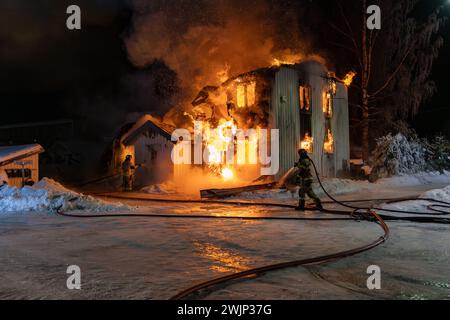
[125,0,320,125]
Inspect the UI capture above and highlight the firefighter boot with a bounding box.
[295,200,306,211]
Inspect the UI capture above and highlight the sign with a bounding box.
[14,160,33,166]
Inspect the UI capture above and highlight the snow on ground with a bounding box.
[140,181,178,195]
[1,197,450,299]
[0,178,128,213]
[380,184,450,215]
[421,185,450,202]
[226,171,450,203]
[1,174,450,299]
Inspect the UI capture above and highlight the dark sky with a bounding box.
[0,0,133,124]
[1,0,449,137]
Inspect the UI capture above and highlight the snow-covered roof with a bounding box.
[120,115,175,146]
[0,144,44,167]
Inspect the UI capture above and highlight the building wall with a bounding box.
[0,154,39,187]
[332,83,350,177]
[128,130,173,186]
[271,62,350,179]
[270,67,302,178]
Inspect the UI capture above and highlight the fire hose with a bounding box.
[56,156,450,300]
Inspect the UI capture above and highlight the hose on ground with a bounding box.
[57,158,450,300]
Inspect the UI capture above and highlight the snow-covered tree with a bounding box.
[429,135,450,173]
[370,132,450,179]
[370,133,428,178]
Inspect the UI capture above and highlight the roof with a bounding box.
[120,115,176,146]
[0,144,45,167]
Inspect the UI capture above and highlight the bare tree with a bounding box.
[330,0,446,161]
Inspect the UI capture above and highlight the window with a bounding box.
[6,169,31,178]
[300,85,313,153]
[299,85,311,112]
[323,78,336,118]
[323,91,333,118]
[236,81,256,108]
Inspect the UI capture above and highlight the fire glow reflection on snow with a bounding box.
[194,241,251,273]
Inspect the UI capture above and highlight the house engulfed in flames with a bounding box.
[112,60,351,186]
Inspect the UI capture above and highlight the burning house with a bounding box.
[187,60,351,180]
[112,60,351,187]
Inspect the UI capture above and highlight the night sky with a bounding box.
[1,0,449,137]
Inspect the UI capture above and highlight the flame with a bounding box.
[221,167,234,180]
[237,84,246,108]
[203,118,238,180]
[324,129,334,154]
[271,58,296,67]
[323,91,332,117]
[301,133,314,154]
[271,52,303,67]
[217,64,231,84]
[343,71,356,87]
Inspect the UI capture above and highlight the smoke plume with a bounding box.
[125,0,321,125]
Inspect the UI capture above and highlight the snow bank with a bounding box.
[375,171,450,188]
[226,171,450,202]
[0,178,127,213]
[380,184,450,214]
[421,185,450,202]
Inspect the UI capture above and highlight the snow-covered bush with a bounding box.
[370,133,450,179]
[370,133,429,178]
[428,136,450,173]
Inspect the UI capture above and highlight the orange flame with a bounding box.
[324,129,334,154]
[343,71,356,87]
[301,133,314,154]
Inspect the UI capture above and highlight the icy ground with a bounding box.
[0,173,450,299]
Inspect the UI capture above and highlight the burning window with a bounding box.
[299,85,311,112]
[323,91,333,118]
[300,85,313,153]
[236,81,256,108]
[301,133,314,154]
[323,128,334,154]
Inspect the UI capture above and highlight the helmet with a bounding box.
[298,149,309,160]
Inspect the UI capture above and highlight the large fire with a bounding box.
[202,118,238,180]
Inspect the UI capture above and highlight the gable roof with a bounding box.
[0,144,45,167]
[120,115,175,146]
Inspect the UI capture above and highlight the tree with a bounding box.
[329,0,446,161]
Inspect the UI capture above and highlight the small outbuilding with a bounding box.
[111,115,175,187]
[0,144,45,187]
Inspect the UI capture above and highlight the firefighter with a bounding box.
[121,155,136,192]
[294,149,323,211]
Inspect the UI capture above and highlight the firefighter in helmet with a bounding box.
[122,154,136,192]
[294,149,322,211]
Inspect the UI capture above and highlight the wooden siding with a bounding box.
[129,131,173,186]
[0,154,39,187]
